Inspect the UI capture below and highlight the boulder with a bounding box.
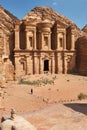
[0,115,36,130]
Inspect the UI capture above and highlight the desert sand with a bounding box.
[0,74,87,130]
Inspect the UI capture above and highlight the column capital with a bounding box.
[15,28,20,32]
[14,20,20,25]
[71,31,75,35]
[15,24,20,32]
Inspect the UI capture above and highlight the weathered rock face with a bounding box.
[76,36,87,75]
[0,5,19,81]
[82,25,87,33]
[0,5,18,31]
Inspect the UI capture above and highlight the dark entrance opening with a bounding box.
[44,60,49,72]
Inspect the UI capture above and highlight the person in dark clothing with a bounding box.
[31,88,33,94]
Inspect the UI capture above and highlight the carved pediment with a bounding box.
[55,20,67,28]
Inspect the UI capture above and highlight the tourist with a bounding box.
[30,88,33,94]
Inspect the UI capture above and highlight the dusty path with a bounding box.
[24,103,87,130]
[0,74,87,129]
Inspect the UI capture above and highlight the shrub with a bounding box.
[78,93,87,100]
[18,77,54,86]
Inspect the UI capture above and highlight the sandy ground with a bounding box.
[0,74,87,129]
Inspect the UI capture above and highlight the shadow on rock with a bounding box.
[64,103,87,115]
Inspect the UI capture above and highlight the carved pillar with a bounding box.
[57,53,64,73]
[63,32,66,50]
[34,53,39,74]
[70,26,75,51]
[14,54,20,78]
[15,22,20,50]
[38,31,42,50]
[33,53,36,74]
[41,32,43,50]
[38,31,40,49]
[39,56,41,74]
[55,53,58,74]
[56,33,59,50]
[71,32,75,50]
[63,55,67,74]
[34,31,36,50]
[48,32,51,50]
[25,29,30,49]
[51,53,55,73]
[40,56,43,74]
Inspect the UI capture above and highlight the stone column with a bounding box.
[33,31,36,50]
[39,55,43,74]
[51,53,55,73]
[38,55,40,74]
[51,57,52,73]
[26,55,29,75]
[58,53,64,73]
[71,32,75,50]
[34,55,36,74]
[33,53,35,74]
[55,53,58,74]
[25,29,30,50]
[63,32,66,50]
[33,53,36,74]
[39,56,41,74]
[48,32,51,50]
[34,53,39,74]
[37,31,40,50]
[14,54,20,78]
[40,56,43,74]
[14,23,20,50]
[41,32,43,50]
[63,55,67,74]
[27,54,33,74]
[56,33,60,50]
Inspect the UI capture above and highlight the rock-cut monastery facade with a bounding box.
[0,5,87,80]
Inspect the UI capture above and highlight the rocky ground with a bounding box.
[0,74,87,130]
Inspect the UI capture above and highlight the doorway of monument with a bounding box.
[44,60,49,72]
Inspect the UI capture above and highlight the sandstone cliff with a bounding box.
[0,5,18,81]
[0,5,19,32]
[82,25,87,33]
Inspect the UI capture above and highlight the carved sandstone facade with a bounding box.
[0,6,87,80]
[14,20,76,78]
